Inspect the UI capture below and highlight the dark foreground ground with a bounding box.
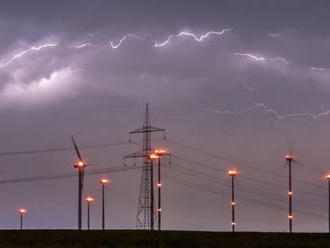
[0,230,329,248]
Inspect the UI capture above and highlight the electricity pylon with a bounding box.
[124,103,166,230]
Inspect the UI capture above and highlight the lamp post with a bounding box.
[74,160,86,230]
[228,169,238,232]
[154,148,169,231]
[100,178,110,230]
[85,196,95,230]
[18,208,27,230]
[326,174,330,232]
[285,154,294,233]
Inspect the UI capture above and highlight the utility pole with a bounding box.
[100,178,110,230]
[285,154,294,233]
[228,169,237,232]
[124,103,166,230]
[326,174,330,232]
[72,136,86,231]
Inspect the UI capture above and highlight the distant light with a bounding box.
[157,183,162,187]
[231,222,236,226]
[149,153,159,160]
[288,191,293,196]
[326,174,330,180]
[100,178,110,184]
[18,208,27,214]
[288,215,293,219]
[85,196,95,203]
[285,154,294,161]
[155,148,168,155]
[231,202,236,206]
[157,208,162,212]
[228,169,238,176]
[74,160,86,168]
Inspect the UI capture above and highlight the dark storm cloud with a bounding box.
[0,0,330,232]
[2,0,330,34]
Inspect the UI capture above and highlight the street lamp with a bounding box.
[18,208,27,230]
[228,169,238,232]
[100,178,110,230]
[85,196,95,230]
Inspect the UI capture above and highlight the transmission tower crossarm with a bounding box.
[124,150,147,159]
[129,126,166,134]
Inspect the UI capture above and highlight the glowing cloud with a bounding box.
[0,68,77,109]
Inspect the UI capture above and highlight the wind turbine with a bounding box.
[72,136,87,230]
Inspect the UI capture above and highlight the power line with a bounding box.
[170,163,327,212]
[0,141,134,157]
[168,138,325,191]
[166,163,327,213]
[163,172,327,219]
[0,166,141,185]
[173,155,326,199]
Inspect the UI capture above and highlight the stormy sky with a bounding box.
[0,0,330,232]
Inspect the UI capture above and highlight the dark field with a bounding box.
[0,230,329,248]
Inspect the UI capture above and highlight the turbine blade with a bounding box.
[71,135,83,161]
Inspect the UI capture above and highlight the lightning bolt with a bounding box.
[108,34,145,49]
[212,53,330,120]
[69,42,93,49]
[310,67,328,72]
[0,42,93,68]
[269,32,281,38]
[234,53,266,62]
[210,99,330,120]
[0,43,57,68]
[233,53,290,64]
[154,29,231,47]
[273,57,290,64]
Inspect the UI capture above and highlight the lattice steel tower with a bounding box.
[124,103,166,230]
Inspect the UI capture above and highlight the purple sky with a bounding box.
[0,0,330,232]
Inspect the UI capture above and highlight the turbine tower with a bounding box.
[72,136,87,230]
[124,103,166,230]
